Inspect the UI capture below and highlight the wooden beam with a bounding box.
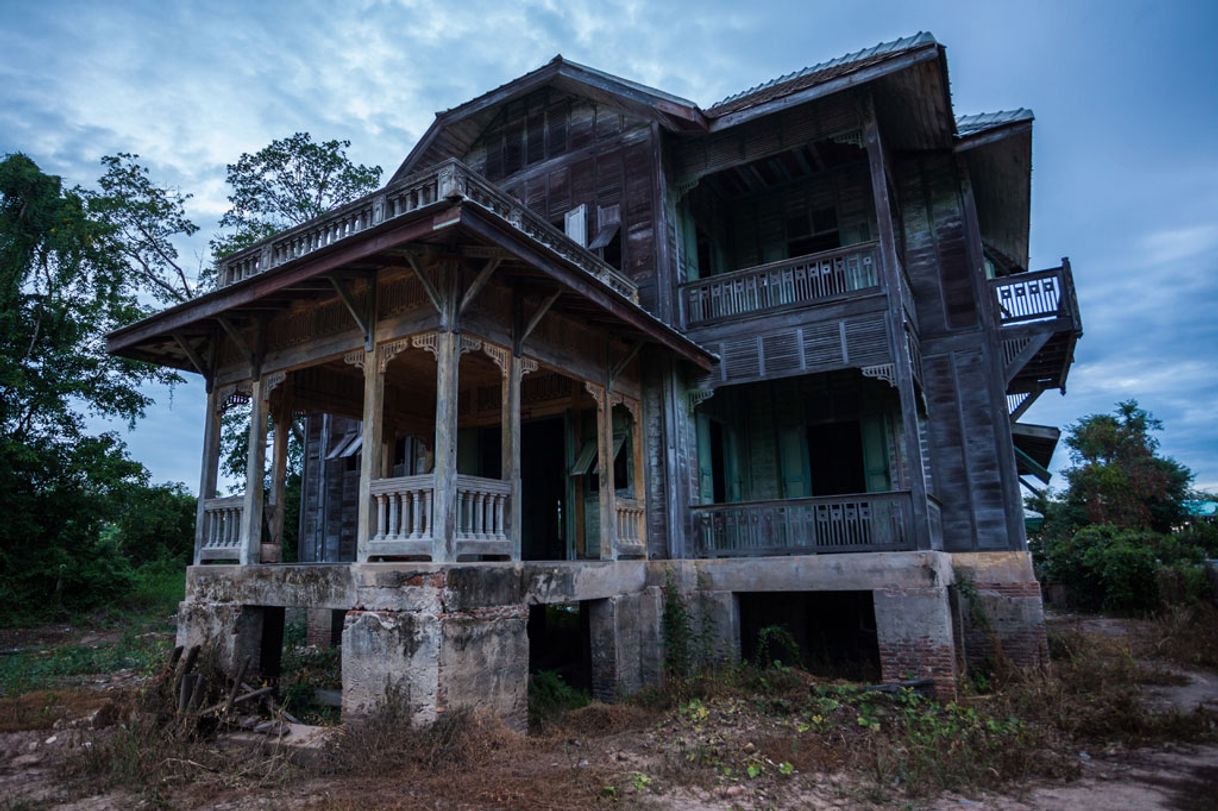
[610,341,643,382]
[458,257,501,315]
[217,317,253,367]
[327,274,369,339]
[406,253,445,314]
[521,288,563,345]
[172,331,210,379]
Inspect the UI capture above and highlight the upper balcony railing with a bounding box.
[690,491,915,558]
[988,263,1080,329]
[216,159,638,303]
[681,242,881,327]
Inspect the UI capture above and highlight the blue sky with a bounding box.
[2,0,1216,493]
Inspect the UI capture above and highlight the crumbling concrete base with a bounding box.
[873,586,959,699]
[587,587,664,700]
[175,601,268,676]
[341,604,529,731]
[951,552,1050,673]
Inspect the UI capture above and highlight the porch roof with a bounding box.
[106,161,716,375]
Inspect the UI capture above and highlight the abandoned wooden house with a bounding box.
[107,32,1081,725]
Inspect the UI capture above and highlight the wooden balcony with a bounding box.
[215,158,638,304]
[681,242,881,327]
[690,491,916,557]
[990,260,1082,397]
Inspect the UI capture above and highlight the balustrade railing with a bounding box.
[216,159,638,302]
[681,242,880,326]
[199,495,244,560]
[370,474,435,542]
[455,475,512,544]
[989,265,1077,326]
[615,497,646,546]
[690,491,915,557]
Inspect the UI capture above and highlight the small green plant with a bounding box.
[528,670,590,727]
[631,772,652,791]
[753,625,800,669]
[661,568,694,678]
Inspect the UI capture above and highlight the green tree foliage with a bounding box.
[1032,400,1211,613]
[1060,400,1192,533]
[209,132,381,258]
[0,153,198,622]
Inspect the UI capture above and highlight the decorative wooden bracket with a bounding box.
[687,388,715,414]
[261,371,287,400]
[861,363,897,387]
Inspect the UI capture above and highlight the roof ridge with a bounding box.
[708,31,937,111]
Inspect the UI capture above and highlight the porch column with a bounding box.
[500,350,523,560]
[589,381,617,560]
[193,386,222,564]
[863,93,932,550]
[239,376,268,565]
[265,377,290,563]
[626,396,647,551]
[432,330,461,562]
[356,344,385,562]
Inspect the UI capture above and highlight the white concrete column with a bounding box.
[356,344,384,562]
[194,387,222,564]
[432,331,461,562]
[239,377,268,565]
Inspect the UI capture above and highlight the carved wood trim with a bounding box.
[861,363,896,387]
[379,338,412,372]
[584,380,605,407]
[411,331,438,358]
[261,370,287,400]
[687,388,715,414]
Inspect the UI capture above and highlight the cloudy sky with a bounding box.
[3,0,1216,493]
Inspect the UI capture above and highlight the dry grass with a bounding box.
[1144,602,1218,672]
[0,688,121,733]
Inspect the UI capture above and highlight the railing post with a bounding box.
[194,387,222,565]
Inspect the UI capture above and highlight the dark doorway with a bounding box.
[527,603,591,691]
[522,417,566,561]
[738,591,880,681]
[807,420,865,495]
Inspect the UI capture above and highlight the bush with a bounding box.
[1039,524,1211,613]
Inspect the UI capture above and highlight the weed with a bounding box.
[528,669,590,729]
[0,631,170,696]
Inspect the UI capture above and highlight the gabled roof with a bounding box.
[956,108,1034,140]
[706,32,939,118]
[390,56,705,184]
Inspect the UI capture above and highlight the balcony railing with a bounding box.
[216,158,638,303]
[371,474,435,543]
[989,264,1079,327]
[455,475,511,544]
[615,497,646,546]
[690,491,915,557]
[681,242,880,327]
[199,495,244,561]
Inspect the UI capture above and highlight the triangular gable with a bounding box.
[390,56,705,184]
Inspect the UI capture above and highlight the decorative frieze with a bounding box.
[861,363,897,387]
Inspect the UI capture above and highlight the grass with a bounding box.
[1144,601,1218,672]
[0,630,171,697]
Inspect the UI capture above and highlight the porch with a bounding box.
[688,369,933,557]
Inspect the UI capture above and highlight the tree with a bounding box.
[1060,400,1192,533]
[209,132,381,258]
[87,153,201,304]
[0,153,189,620]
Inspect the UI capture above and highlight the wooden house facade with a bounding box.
[107,33,1081,717]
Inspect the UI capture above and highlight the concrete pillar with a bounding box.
[587,590,664,701]
[873,586,958,698]
[175,602,266,676]
[432,330,461,562]
[239,378,268,565]
[341,604,529,731]
[194,387,222,564]
[951,552,1050,672]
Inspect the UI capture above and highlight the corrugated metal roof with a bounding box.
[706,32,938,117]
[956,109,1034,138]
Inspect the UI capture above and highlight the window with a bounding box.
[788,206,840,257]
[589,204,622,268]
[564,204,588,247]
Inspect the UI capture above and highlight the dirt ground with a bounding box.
[1,613,1216,811]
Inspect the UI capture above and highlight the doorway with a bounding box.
[521,417,566,560]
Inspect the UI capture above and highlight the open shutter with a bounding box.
[696,413,714,503]
[861,413,892,493]
[564,204,587,247]
[779,425,811,498]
